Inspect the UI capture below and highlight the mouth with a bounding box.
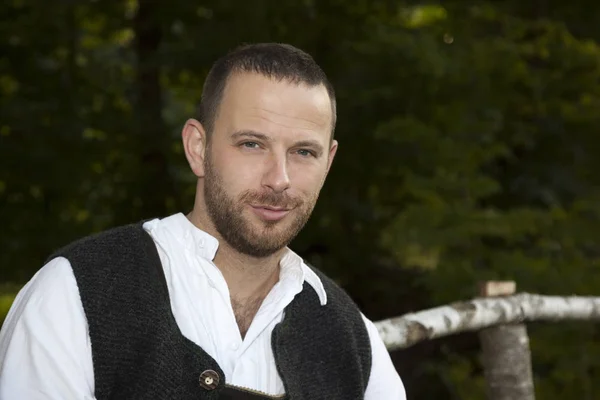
[249,205,292,222]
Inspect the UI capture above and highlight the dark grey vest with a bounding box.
[51,223,371,399]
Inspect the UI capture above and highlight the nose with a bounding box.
[261,153,290,193]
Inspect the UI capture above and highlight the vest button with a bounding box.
[199,369,220,390]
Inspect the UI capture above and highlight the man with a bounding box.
[0,43,405,399]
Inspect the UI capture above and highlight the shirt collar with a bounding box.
[279,249,328,306]
[146,213,328,306]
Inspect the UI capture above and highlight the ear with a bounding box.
[325,139,338,175]
[182,118,208,178]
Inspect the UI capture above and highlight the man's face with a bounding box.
[203,72,337,258]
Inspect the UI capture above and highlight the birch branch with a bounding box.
[374,293,600,351]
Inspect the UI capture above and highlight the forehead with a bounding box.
[216,72,333,139]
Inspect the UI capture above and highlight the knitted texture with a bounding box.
[52,223,371,399]
[272,268,372,399]
[52,223,225,399]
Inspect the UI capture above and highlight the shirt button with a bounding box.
[199,370,219,390]
[230,342,239,351]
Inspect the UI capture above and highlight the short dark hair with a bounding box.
[198,43,336,138]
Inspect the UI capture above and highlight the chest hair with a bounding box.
[231,296,265,338]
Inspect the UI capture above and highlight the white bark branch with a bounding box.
[374,293,600,351]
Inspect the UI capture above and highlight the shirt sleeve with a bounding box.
[0,257,96,400]
[362,314,406,400]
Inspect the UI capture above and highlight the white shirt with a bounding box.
[0,213,405,399]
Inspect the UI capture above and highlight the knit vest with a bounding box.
[51,223,371,399]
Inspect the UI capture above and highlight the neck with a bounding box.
[186,208,284,301]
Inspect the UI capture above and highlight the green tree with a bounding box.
[2,1,600,398]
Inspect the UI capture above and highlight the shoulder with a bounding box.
[50,223,149,261]
[45,222,165,316]
[47,222,159,281]
[304,263,362,312]
[0,257,95,398]
[307,269,407,399]
[1,256,86,344]
[11,257,79,309]
[301,263,371,350]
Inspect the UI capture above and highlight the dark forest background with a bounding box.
[2,1,600,398]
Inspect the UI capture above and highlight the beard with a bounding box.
[203,154,318,258]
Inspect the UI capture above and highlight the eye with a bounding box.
[296,149,315,157]
[241,141,260,149]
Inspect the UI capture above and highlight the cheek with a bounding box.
[289,166,327,195]
[216,154,263,194]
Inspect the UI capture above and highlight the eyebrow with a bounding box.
[231,130,272,142]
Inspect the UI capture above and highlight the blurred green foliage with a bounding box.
[2,0,600,398]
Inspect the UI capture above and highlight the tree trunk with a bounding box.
[131,2,174,221]
[478,281,535,400]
